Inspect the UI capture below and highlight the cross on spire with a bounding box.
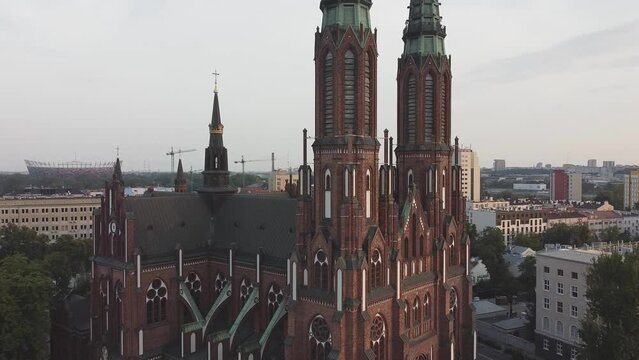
[212,70,220,93]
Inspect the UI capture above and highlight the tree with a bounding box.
[472,227,509,284]
[0,224,48,260]
[0,255,54,360]
[543,224,592,247]
[45,235,92,297]
[518,256,536,296]
[513,233,542,251]
[579,251,639,359]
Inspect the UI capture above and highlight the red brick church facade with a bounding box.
[90,1,474,359]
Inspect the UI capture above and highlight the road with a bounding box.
[476,342,512,360]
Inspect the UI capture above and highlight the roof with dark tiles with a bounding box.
[125,192,297,265]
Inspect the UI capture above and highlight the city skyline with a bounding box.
[1,0,638,172]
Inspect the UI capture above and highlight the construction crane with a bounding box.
[234,154,274,187]
[166,147,196,174]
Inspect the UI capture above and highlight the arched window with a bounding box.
[413,297,421,328]
[370,249,382,289]
[543,317,550,331]
[146,278,167,324]
[403,237,409,260]
[424,293,431,321]
[99,280,108,331]
[408,169,414,189]
[449,288,458,315]
[449,235,456,266]
[416,354,430,360]
[267,283,284,320]
[412,214,417,258]
[405,304,411,329]
[184,272,202,306]
[344,50,357,134]
[440,77,448,143]
[114,282,123,345]
[324,170,332,219]
[419,235,425,257]
[309,316,331,360]
[324,52,334,136]
[344,168,350,198]
[240,278,254,306]
[424,74,435,143]
[371,315,386,360]
[405,75,416,143]
[214,272,228,296]
[366,170,372,218]
[314,250,329,290]
[364,52,372,136]
[556,321,564,336]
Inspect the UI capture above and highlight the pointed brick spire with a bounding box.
[112,158,123,184]
[175,159,187,193]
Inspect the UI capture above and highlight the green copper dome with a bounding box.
[402,0,447,57]
[320,0,372,31]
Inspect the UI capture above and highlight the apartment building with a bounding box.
[623,170,639,210]
[469,206,548,246]
[535,248,601,360]
[0,195,101,240]
[457,147,481,201]
[550,170,582,202]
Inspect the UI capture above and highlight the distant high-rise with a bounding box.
[587,159,597,168]
[458,147,480,201]
[551,170,582,202]
[624,170,639,210]
[494,159,506,171]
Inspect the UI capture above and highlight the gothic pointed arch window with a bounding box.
[412,214,417,258]
[371,315,387,360]
[449,235,457,266]
[424,73,435,143]
[344,50,357,134]
[344,167,351,198]
[267,283,284,320]
[413,296,421,329]
[403,237,409,261]
[440,76,448,143]
[405,74,416,144]
[370,249,382,289]
[146,278,167,324]
[314,250,329,290]
[366,169,372,218]
[324,170,332,219]
[214,272,228,296]
[99,279,108,331]
[309,315,331,360]
[364,51,372,136]
[420,235,425,257]
[449,288,458,316]
[424,293,431,320]
[408,169,414,189]
[114,281,123,345]
[324,52,334,137]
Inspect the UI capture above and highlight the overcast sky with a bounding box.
[1,0,638,173]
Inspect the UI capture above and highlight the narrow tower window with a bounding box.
[324,170,332,219]
[324,52,334,136]
[424,74,435,143]
[366,170,372,218]
[440,77,448,143]
[314,250,329,291]
[370,249,382,289]
[405,75,416,143]
[364,52,372,136]
[344,50,357,134]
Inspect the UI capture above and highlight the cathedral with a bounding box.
[90,1,475,359]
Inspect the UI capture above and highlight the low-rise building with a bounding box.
[469,207,549,246]
[268,169,299,192]
[535,248,601,360]
[0,195,100,240]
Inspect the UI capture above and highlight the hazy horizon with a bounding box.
[1,0,637,173]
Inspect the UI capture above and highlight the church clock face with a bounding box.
[109,221,117,235]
